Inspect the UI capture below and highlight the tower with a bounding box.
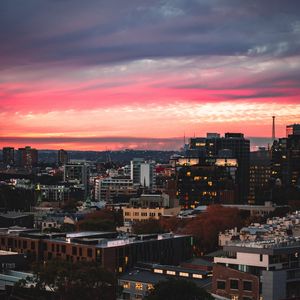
[272,116,276,141]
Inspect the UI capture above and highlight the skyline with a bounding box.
[1,1,300,150]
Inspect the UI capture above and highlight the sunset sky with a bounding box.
[0,0,300,150]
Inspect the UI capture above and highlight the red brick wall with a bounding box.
[212,264,260,300]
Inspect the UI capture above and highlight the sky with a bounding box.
[0,0,300,151]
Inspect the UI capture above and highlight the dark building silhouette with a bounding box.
[57,149,69,165]
[2,147,14,165]
[17,146,38,168]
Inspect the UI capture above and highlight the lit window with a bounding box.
[192,274,203,279]
[186,171,191,176]
[208,181,213,186]
[123,281,130,289]
[179,272,189,277]
[135,283,143,290]
[166,270,176,275]
[147,284,154,290]
[154,269,163,274]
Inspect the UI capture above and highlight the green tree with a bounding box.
[145,279,213,300]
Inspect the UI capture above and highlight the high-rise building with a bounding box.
[271,125,300,188]
[130,158,156,189]
[17,146,38,168]
[187,133,250,203]
[2,147,14,165]
[140,161,156,188]
[176,157,238,208]
[249,148,271,204]
[63,161,90,198]
[130,158,144,185]
[286,124,300,137]
[57,149,69,165]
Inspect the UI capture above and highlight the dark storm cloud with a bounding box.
[1,0,300,69]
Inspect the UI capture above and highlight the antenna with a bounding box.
[272,116,276,141]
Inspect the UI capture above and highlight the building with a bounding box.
[0,212,34,228]
[38,184,70,202]
[130,159,156,190]
[176,157,238,208]
[213,211,300,300]
[131,158,145,185]
[271,125,300,189]
[187,133,250,203]
[2,147,14,165]
[0,231,192,274]
[123,206,180,222]
[123,193,180,222]
[94,177,137,202]
[17,146,38,168]
[63,161,90,198]
[249,148,271,204]
[119,262,211,300]
[286,124,300,137]
[57,149,69,166]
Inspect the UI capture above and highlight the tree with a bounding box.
[77,209,116,231]
[182,205,243,254]
[132,219,165,234]
[144,279,213,300]
[12,260,117,300]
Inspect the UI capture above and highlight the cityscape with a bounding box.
[0,1,300,300]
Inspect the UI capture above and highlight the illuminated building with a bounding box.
[187,133,250,203]
[176,157,238,208]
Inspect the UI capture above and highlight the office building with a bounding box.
[286,124,300,137]
[63,161,90,198]
[130,159,156,189]
[249,148,271,204]
[187,133,250,203]
[176,157,238,208]
[94,177,137,202]
[2,147,14,165]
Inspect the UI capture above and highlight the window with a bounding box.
[135,282,143,290]
[166,270,176,276]
[56,244,60,252]
[147,284,154,290]
[243,281,252,291]
[125,212,130,216]
[259,254,263,262]
[79,248,82,256]
[72,247,77,255]
[230,279,239,290]
[61,245,66,253]
[154,269,163,274]
[179,272,189,277]
[31,242,35,250]
[87,248,93,257]
[243,297,253,300]
[123,281,130,289]
[23,241,27,248]
[192,274,203,279]
[141,212,147,217]
[217,280,226,290]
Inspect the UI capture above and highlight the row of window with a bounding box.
[124,212,161,217]
[217,279,252,291]
[154,268,203,279]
